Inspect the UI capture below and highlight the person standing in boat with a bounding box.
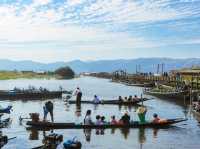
[73,87,82,106]
[136,106,147,124]
[43,101,54,122]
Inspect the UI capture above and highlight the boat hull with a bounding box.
[0,91,71,100]
[68,98,150,106]
[144,90,189,100]
[26,118,186,129]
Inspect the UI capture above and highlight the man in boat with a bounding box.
[84,110,93,125]
[128,95,132,102]
[120,112,130,125]
[43,101,54,122]
[93,95,101,104]
[118,96,123,102]
[73,87,82,106]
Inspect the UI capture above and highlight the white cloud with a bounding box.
[67,0,86,6]
[0,0,199,62]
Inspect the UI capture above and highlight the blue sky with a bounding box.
[0,0,200,62]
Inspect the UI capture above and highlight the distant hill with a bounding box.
[0,58,200,73]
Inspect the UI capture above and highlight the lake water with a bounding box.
[1,77,200,149]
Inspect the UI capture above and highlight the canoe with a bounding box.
[0,90,72,100]
[68,98,150,105]
[144,90,189,100]
[26,118,187,129]
[0,106,12,114]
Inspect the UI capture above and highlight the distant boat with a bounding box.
[144,89,189,100]
[0,90,72,100]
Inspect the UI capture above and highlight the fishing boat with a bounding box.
[67,98,150,105]
[0,90,72,100]
[26,118,186,129]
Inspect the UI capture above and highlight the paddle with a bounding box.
[19,116,31,122]
[8,137,17,141]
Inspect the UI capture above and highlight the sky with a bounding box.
[0,0,200,63]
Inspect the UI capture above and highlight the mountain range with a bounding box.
[0,58,199,73]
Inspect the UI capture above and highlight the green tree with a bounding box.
[55,66,75,79]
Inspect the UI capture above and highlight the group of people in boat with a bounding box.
[118,95,140,102]
[83,109,162,125]
[84,110,131,125]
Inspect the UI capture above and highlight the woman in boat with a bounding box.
[100,116,107,125]
[136,106,147,123]
[120,112,130,125]
[124,97,128,102]
[133,95,139,101]
[111,116,118,125]
[84,110,93,125]
[152,113,160,123]
[95,115,101,125]
[93,95,101,104]
[118,96,123,102]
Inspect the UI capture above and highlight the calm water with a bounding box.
[1,77,200,149]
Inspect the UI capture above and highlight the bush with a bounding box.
[55,66,75,79]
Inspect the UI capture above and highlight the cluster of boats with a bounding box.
[0,87,72,100]
[0,85,189,149]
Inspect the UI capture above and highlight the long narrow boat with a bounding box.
[26,118,187,129]
[0,90,72,100]
[144,90,189,100]
[124,83,154,88]
[68,98,150,105]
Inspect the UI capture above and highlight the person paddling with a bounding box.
[43,101,54,122]
[120,112,130,125]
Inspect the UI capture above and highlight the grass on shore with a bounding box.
[0,71,56,80]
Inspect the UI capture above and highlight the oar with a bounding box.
[8,137,17,141]
[19,116,31,122]
[31,145,44,149]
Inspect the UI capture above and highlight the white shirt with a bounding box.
[84,115,92,125]
[93,96,100,103]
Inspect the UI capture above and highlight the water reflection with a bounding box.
[83,129,92,142]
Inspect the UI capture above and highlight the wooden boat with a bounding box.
[26,118,187,129]
[0,90,72,100]
[144,90,189,100]
[0,118,11,128]
[125,83,154,88]
[67,98,150,105]
[0,106,12,114]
